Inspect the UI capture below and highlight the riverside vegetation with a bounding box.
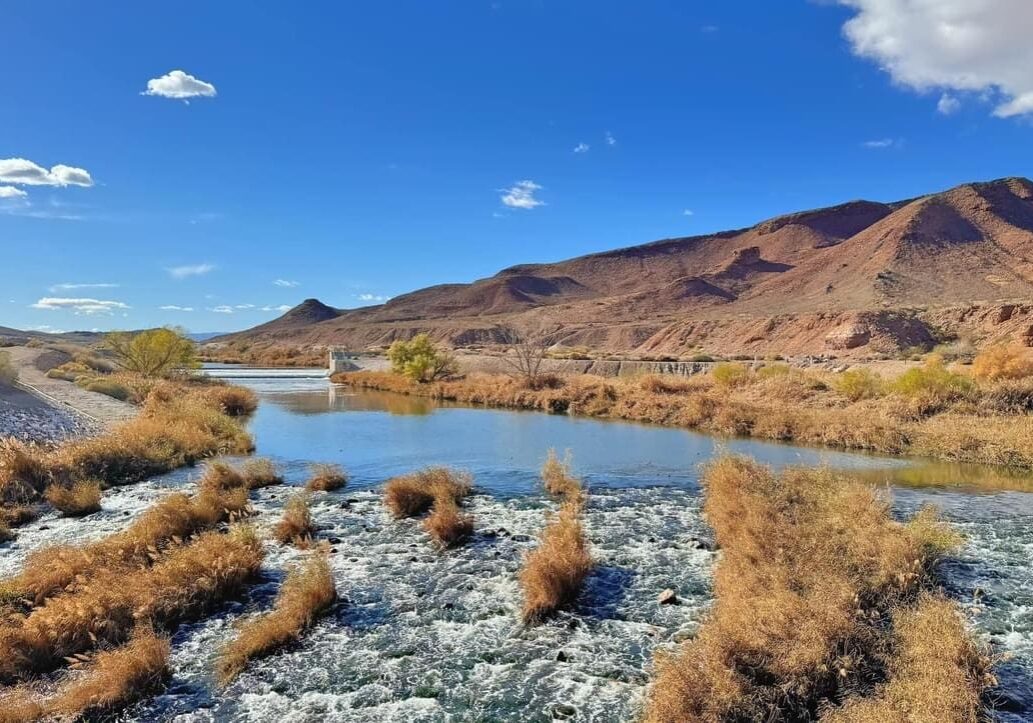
[333,343,1033,473]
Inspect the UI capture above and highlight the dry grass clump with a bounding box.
[240,458,283,489]
[215,554,337,686]
[0,525,262,683]
[711,362,750,388]
[972,343,1033,382]
[305,463,348,491]
[0,520,14,543]
[197,460,248,492]
[273,493,315,546]
[0,350,17,385]
[541,449,583,500]
[638,374,697,395]
[384,467,471,518]
[44,480,102,517]
[519,499,592,625]
[423,498,474,549]
[198,384,259,417]
[642,456,987,723]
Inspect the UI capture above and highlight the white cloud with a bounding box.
[838,0,1033,117]
[273,279,300,288]
[937,93,961,115]
[260,304,292,312]
[143,70,217,100]
[573,142,590,153]
[701,24,719,33]
[500,180,545,209]
[167,263,215,279]
[50,282,119,292]
[0,158,94,187]
[30,325,67,334]
[31,297,129,315]
[604,131,617,146]
[683,209,695,216]
[234,304,255,309]
[160,305,194,311]
[0,186,27,199]
[862,137,902,149]
[357,293,390,303]
[210,305,235,314]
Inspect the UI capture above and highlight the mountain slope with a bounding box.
[215,176,1033,356]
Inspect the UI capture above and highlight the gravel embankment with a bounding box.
[0,387,101,444]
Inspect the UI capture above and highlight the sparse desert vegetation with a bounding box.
[240,457,283,488]
[216,553,337,686]
[540,449,583,500]
[384,467,475,548]
[44,479,102,516]
[519,497,593,625]
[642,456,991,722]
[274,493,316,546]
[306,462,348,491]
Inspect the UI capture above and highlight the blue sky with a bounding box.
[3,1,1032,333]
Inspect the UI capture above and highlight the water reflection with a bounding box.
[261,386,439,416]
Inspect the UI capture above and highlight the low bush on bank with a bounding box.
[216,554,337,686]
[82,377,132,401]
[519,498,592,625]
[274,493,315,547]
[44,480,102,516]
[711,362,750,388]
[306,463,347,492]
[972,343,1033,382]
[834,368,884,401]
[642,456,990,722]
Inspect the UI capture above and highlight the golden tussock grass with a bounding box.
[0,525,262,683]
[215,553,337,686]
[273,493,315,546]
[423,498,474,549]
[541,449,583,500]
[641,456,989,723]
[0,626,171,723]
[240,458,283,488]
[383,467,471,518]
[44,480,102,517]
[335,366,1033,474]
[305,463,348,491]
[519,499,592,625]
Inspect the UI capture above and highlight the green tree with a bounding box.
[105,327,199,378]
[387,334,458,382]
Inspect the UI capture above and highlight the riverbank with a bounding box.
[331,366,1033,472]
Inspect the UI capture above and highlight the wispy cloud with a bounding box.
[29,325,67,334]
[701,24,719,33]
[274,279,300,288]
[500,180,545,209]
[0,158,93,188]
[31,297,129,315]
[260,304,292,312]
[573,142,590,154]
[210,305,235,314]
[143,70,217,101]
[683,209,695,216]
[937,93,961,115]
[159,305,194,311]
[50,282,119,292]
[167,263,215,279]
[235,304,255,309]
[604,131,617,146]
[862,138,903,149]
[0,186,27,199]
[357,293,390,303]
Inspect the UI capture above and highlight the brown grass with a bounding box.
[0,626,171,723]
[44,480,102,516]
[273,493,315,546]
[240,458,283,488]
[334,367,1033,473]
[305,463,348,492]
[541,449,583,500]
[423,498,474,548]
[215,553,337,686]
[0,525,262,683]
[383,467,471,518]
[641,456,988,723]
[519,499,592,625]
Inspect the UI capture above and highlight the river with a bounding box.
[2,375,1030,721]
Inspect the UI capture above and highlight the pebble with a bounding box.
[0,400,101,444]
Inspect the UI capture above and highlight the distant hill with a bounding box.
[213,176,1033,357]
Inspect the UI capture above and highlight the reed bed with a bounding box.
[383,467,471,519]
[423,497,474,548]
[273,493,315,547]
[215,554,337,686]
[642,456,991,722]
[240,458,283,488]
[305,463,348,492]
[43,480,102,516]
[519,498,592,625]
[541,449,584,501]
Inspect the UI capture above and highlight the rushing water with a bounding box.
[3,378,1031,721]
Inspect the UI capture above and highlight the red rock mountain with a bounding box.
[216,177,1033,356]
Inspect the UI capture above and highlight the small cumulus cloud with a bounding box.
[937,93,961,115]
[0,186,28,199]
[357,293,390,303]
[573,142,590,153]
[260,304,292,312]
[500,180,545,209]
[604,131,617,146]
[0,158,94,187]
[210,305,235,314]
[31,297,129,315]
[30,325,67,334]
[683,209,695,216]
[274,279,300,288]
[143,70,217,101]
[160,305,194,311]
[167,263,215,279]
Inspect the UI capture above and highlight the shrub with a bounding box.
[423,498,474,548]
[642,456,980,723]
[384,467,471,518]
[540,449,583,500]
[890,356,974,411]
[0,350,16,385]
[45,480,102,516]
[972,344,1033,382]
[519,499,592,625]
[215,554,336,686]
[688,353,715,363]
[755,363,790,379]
[274,494,315,546]
[387,334,458,382]
[834,368,884,402]
[240,458,282,489]
[305,463,347,492]
[711,362,750,388]
[639,374,694,395]
[82,378,132,401]
[105,327,199,378]
[197,460,248,493]
[200,385,259,417]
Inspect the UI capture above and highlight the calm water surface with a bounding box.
[3,377,1030,721]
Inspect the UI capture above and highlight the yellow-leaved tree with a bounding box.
[105,327,199,378]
